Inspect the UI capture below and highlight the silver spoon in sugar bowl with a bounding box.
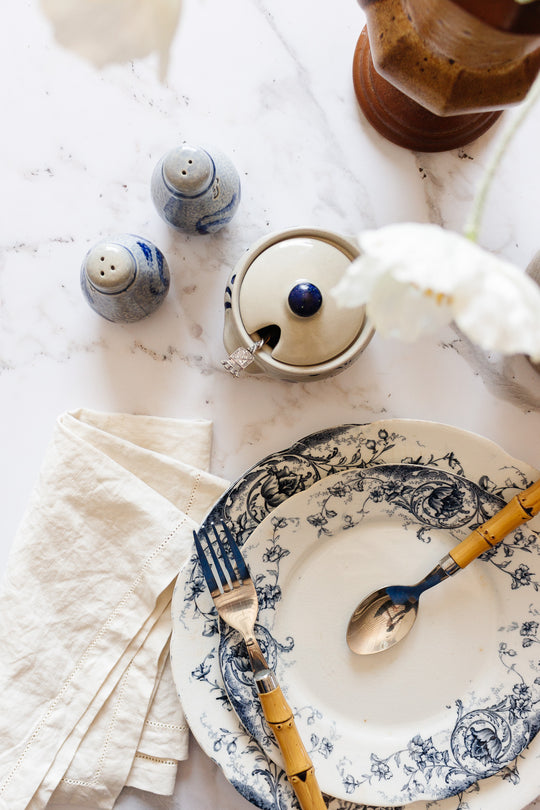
[346,476,540,656]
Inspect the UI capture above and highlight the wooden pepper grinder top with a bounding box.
[353,0,540,151]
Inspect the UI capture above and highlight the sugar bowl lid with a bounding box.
[224,227,373,380]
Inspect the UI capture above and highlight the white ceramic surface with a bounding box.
[239,236,360,364]
[219,465,540,805]
[151,143,241,234]
[171,419,540,810]
[3,0,540,809]
[223,227,373,379]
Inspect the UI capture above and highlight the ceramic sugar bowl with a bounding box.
[222,227,374,381]
[151,143,241,234]
[81,234,170,323]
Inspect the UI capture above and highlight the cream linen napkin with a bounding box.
[0,409,229,810]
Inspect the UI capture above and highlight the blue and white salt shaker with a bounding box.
[150,143,241,234]
[80,234,170,323]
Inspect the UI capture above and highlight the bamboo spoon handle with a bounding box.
[449,477,540,568]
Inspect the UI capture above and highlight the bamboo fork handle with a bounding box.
[258,685,327,810]
[449,477,540,569]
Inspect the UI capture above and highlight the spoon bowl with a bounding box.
[346,587,418,655]
[346,557,455,655]
[346,476,540,656]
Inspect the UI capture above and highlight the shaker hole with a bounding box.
[100,256,105,261]
[188,159,193,164]
[110,265,115,270]
[181,170,187,175]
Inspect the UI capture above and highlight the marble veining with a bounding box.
[2,1,540,809]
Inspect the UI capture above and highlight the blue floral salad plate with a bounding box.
[171,420,540,810]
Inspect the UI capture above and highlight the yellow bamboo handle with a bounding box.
[449,477,540,568]
[258,685,326,810]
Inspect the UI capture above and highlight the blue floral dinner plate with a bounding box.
[170,420,540,810]
[217,463,540,806]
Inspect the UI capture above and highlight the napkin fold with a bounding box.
[0,409,229,810]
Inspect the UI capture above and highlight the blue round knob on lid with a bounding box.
[288,280,323,317]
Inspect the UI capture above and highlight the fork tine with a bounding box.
[193,529,220,592]
[221,522,250,580]
[196,527,231,592]
[211,524,237,584]
[201,526,232,590]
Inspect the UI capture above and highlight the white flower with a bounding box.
[40,0,182,80]
[331,223,540,361]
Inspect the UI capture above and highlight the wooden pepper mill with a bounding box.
[353,0,540,151]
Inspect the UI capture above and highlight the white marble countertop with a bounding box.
[2,0,540,809]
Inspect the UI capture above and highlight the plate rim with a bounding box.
[171,418,540,810]
[217,462,540,805]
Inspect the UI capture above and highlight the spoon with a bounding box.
[347,475,540,655]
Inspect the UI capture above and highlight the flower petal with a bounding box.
[453,263,540,359]
[360,223,508,290]
[368,275,452,341]
[332,254,384,307]
[332,221,540,359]
[40,0,182,79]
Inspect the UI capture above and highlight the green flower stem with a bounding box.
[464,72,540,243]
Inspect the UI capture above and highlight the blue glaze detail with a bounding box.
[196,189,241,234]
[81,234,170,323]
[137,240,152,263]
[288,281,323,317]
[151,144,241,235]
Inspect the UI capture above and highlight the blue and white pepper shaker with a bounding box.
[150,143,241,234]
[80,234,170,323]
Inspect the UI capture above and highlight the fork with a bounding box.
[194,523,327,810]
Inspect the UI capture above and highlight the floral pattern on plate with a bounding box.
[171,420,540,810]
[216,464,540,805]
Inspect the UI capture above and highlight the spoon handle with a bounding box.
[449,477,540,568]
